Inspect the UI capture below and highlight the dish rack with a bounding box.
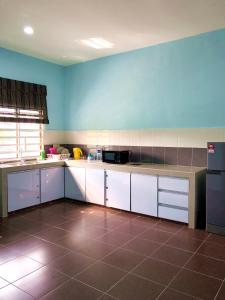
[47,153,71,160]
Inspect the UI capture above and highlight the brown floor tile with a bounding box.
[0,226,29,245]
[54,233,92,252]
[41,278,102,300]
[6,236,49,255]
[215,282,225,300]
[115,221,147,236]
[154,220,184,233]
[97,230,133,246]
[0,246,20,264]
[97,217,126,230]
[4,216,52,234]
[102,248,144,271]
[108,273,164,300]
[185,254,225,280]
[133,257,180,285]
[139,228,172,243]
[166,234,203,252]
[0,284,33,300]
[170,269,222,300]
[152,245,192,267]
[207,233,225,246]
[26,243,69,264]
[77,239,117,260]
[34,227,68,242]
[48,252,95,277]
[176,227,209,241]
[14,265,68,298]
[76,261,126,292]
[198,241,225,261]
[98,294,117,300]
[132,215,160,227]
[158,288,197,300]
[123,237,160,256]
[0,277,9,289]
[0,256,42,282]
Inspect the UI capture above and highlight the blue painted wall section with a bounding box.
[0,48,65,130]
[64,29,225,130]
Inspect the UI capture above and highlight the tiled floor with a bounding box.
[0,200,225,300]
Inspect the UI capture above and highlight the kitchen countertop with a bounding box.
[0,159,206,178]
[0,159,206,228]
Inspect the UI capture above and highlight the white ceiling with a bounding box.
[0,0,225,66]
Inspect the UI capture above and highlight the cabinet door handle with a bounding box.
[106,187,108,189]
[36,196,40,199]
[106,198,108,201]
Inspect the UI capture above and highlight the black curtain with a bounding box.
[0,77,49,124]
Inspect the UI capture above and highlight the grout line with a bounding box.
[213,278,225,300]
[155,234,212,299]
[104,223,185,297]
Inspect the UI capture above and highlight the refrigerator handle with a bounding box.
[207,170,222,175]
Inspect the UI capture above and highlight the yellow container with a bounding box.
[73,148,83,160]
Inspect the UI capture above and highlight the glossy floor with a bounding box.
[0,200,225,300]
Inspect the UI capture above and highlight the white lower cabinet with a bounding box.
[158,176,189,223]
[158,206,188,223]
[106,170,130,211]
[65,167,86,201]
[131,173,157,217]
[41,167,64,203]
[86,168,105,205]
[8,169,40,212]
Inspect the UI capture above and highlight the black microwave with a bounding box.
[102,150,129,164]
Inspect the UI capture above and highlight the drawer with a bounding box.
[158,176,189,193]
[158,205,188,223]
[158,191,188,208]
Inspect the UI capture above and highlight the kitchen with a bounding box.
[0,1,225,299]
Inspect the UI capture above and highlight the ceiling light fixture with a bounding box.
[23,26,34,35]
[81,38,114,49]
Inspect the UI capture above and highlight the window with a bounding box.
[0,77,48,160]
[0,114,43,160]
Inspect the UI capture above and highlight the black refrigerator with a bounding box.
[207,142,225,236]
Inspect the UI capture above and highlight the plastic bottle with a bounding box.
[40,147,46,160]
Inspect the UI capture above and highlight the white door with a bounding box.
[106,170,130,211]
[131,173,157,217]
[8,169,40,212]
[86,168,105,205]
[41,167,64,203]
[65,167,86,201]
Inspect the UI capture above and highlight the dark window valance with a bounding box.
[0,77,49,124]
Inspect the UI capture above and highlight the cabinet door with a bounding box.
[8,169,40,212]
[106,170,130,211]
[41,167,64,203]
[65,167,86,201]
[86,168,105,205]
[131,173,157,217]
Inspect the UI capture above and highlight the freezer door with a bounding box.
[206,171,225,227]
[207,142,225,171]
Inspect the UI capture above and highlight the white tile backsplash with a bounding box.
[45,128,225,148]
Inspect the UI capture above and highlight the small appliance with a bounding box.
[102,150,129,164]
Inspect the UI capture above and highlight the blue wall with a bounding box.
[64,29,225,130]
[0,48,65,130]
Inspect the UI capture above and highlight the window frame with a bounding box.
[0,121,43,161]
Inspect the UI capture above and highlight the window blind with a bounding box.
[0,77,49,124]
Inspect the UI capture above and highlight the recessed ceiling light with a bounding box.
[23,26,34,35]
[81,38,114,49]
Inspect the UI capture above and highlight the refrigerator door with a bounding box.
[207,142,225,171]
[206,171,225,227]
